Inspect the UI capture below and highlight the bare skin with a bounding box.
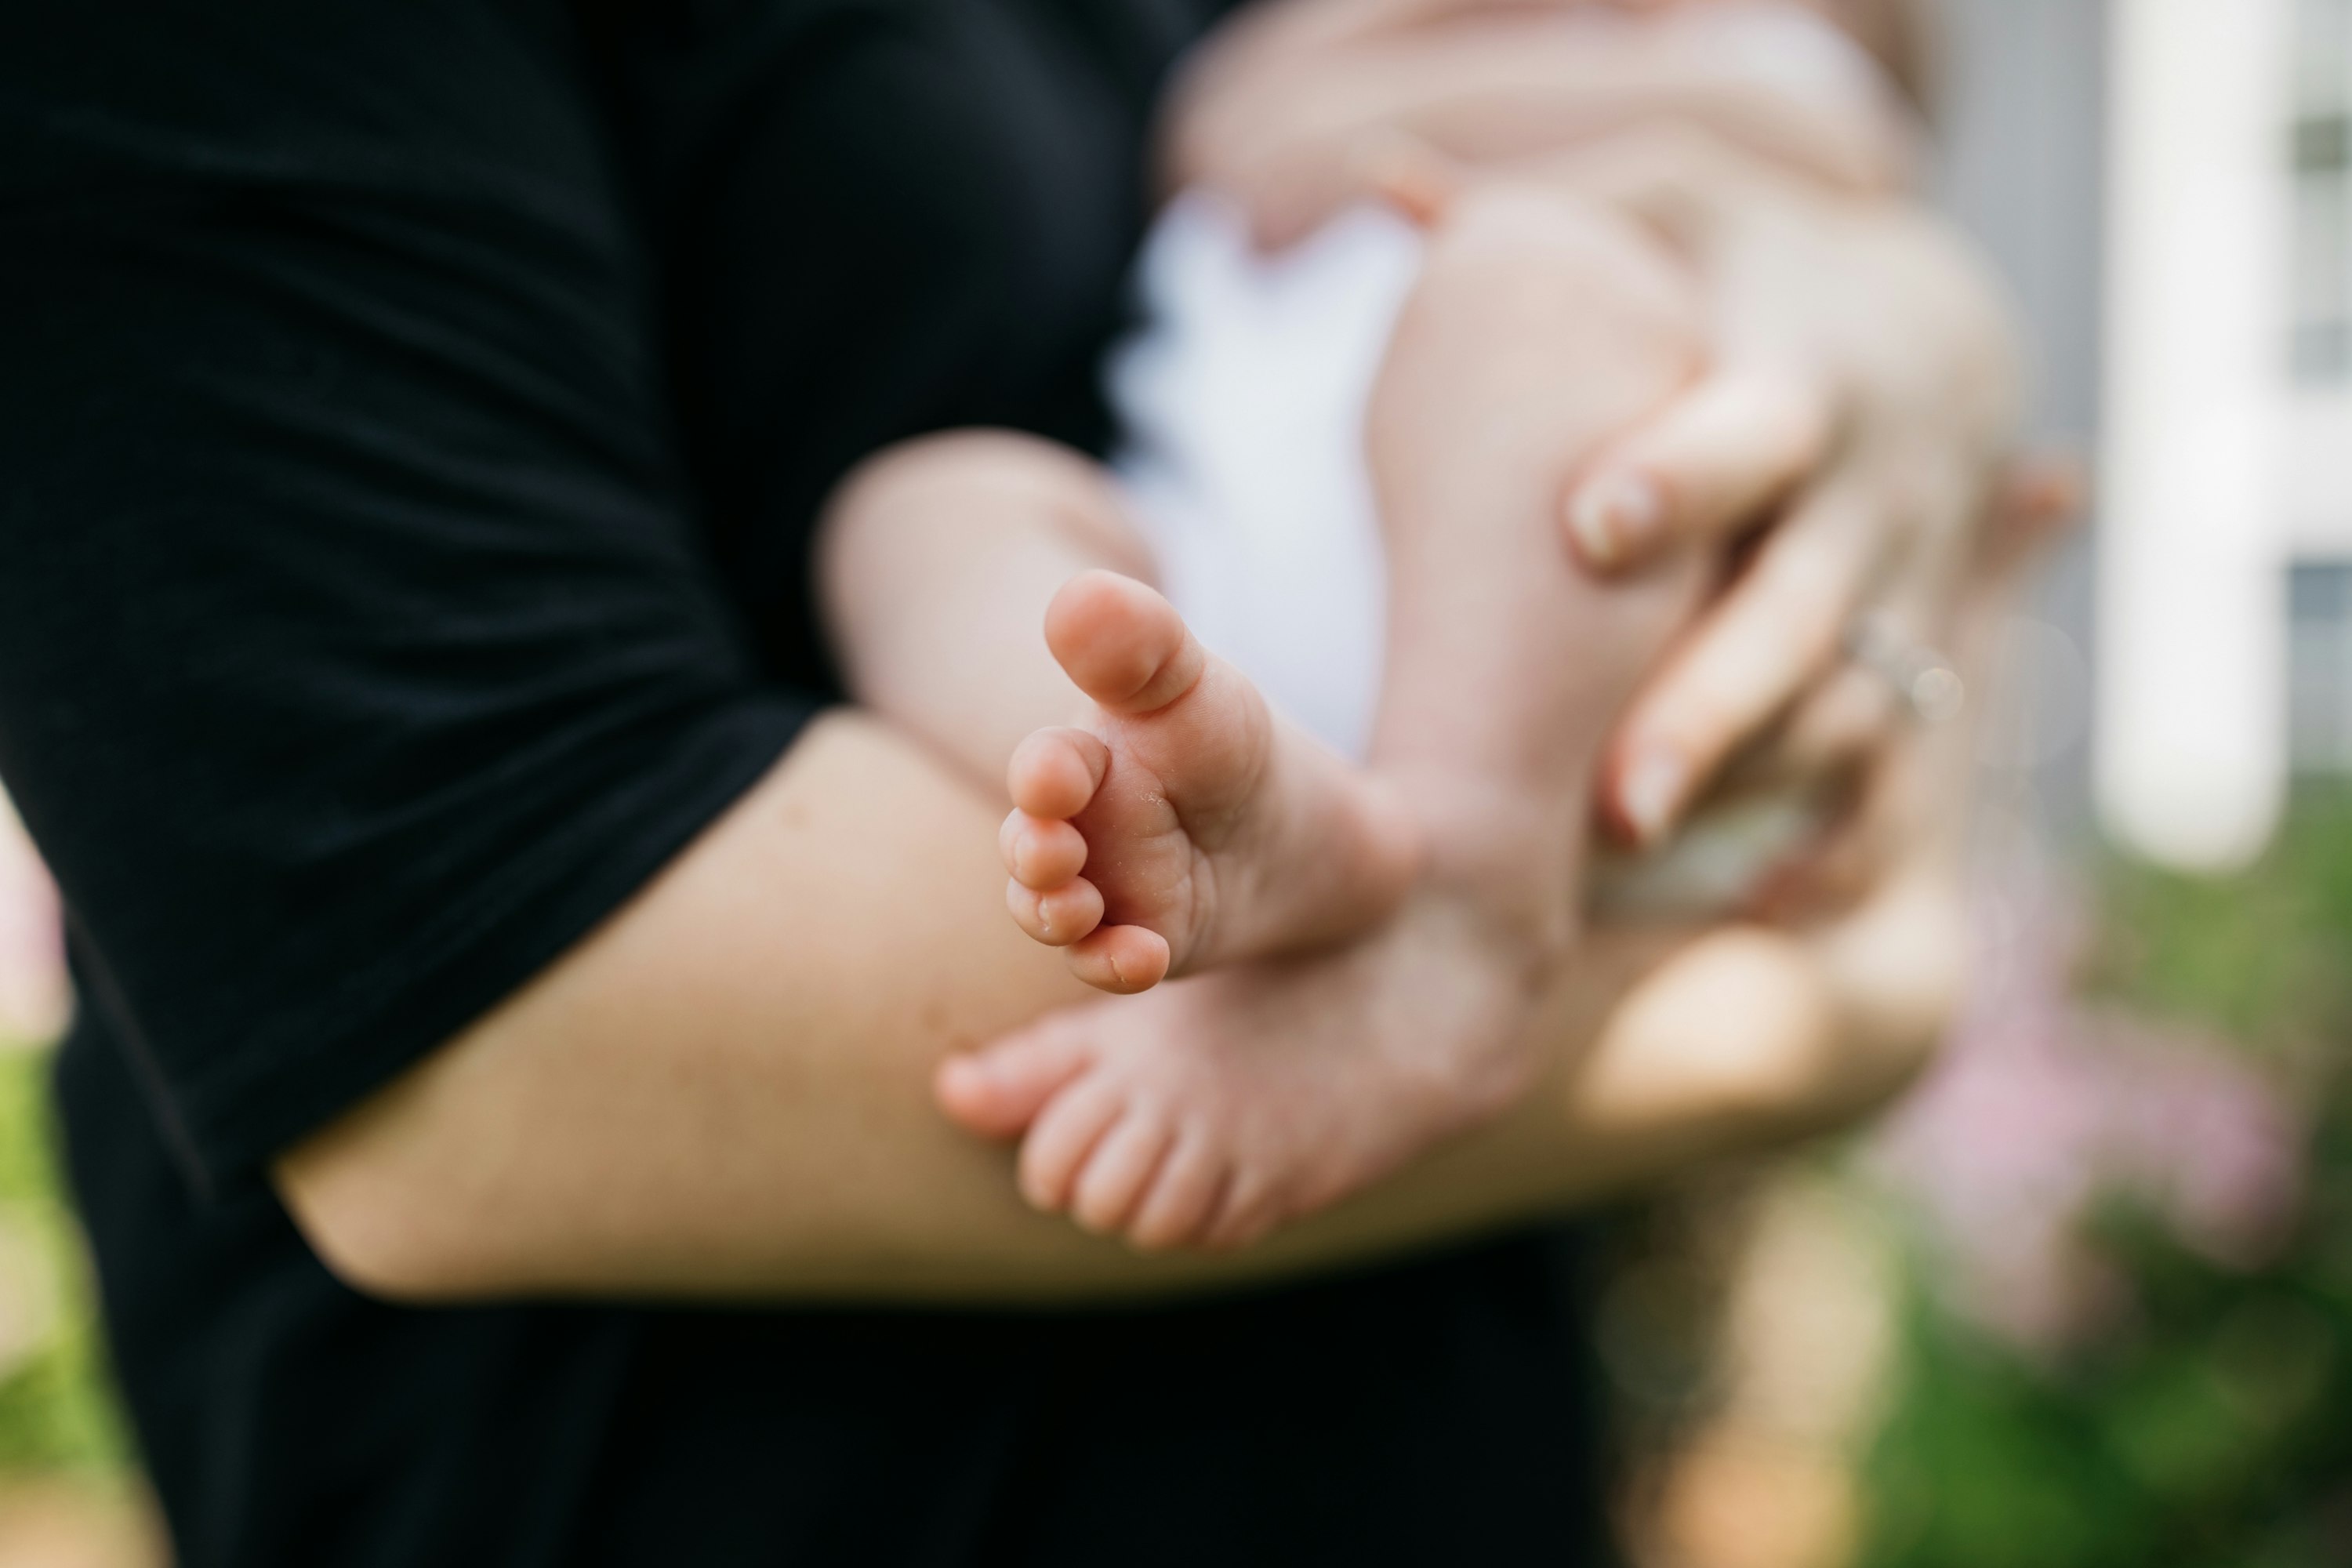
[267,0,2005,1307]
[804,9,2011,1261]
[923,185,1706,1247]
[1360,184,1704,928]
[274,437,2052,1305]
[1163,0,1922,254]
[1160,0,2016,851]
[947,883,1564,1250]
[276,713,1965,1304]
[1001,571,1421,993]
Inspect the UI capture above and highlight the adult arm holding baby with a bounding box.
[0,4,2034,1559]
[278,0,2017,1301]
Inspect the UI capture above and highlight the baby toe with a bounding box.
[1007,727,1109,822]
[1043,572,1202,714]
[1007,877,1105,948]
[1017,1073,1129,1214]
[1069,1110,1174,1237]
[1002,813,1089,891]
[1065,924,1171,995]
[1200,1166,1284,1253]
[1125,1127,1227,1253]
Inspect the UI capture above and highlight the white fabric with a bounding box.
[1110,194,1421,761]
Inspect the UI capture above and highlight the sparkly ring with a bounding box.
[1847,612,1965,725]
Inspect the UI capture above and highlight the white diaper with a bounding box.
[1110,194,1420,764]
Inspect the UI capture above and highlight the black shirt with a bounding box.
[0,3,1612,1563]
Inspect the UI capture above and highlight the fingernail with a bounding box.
[1568,472,1664,568]
[1619,746,1687,846]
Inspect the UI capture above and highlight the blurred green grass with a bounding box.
[1858,786,2352,1568]
[2082,786,2352,1051]
[0,1043,133,1479]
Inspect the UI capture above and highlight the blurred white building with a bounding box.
[2100,0,2352,868]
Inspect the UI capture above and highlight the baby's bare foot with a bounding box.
[940,894,1537,1250]
[1003,570,1418,993]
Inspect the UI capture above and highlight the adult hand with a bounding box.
[1544,125,2021,849]
[1167,0,1918,251]
[1167,0,2009,855]
[1728,454,2083,924]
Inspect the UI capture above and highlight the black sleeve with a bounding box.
[0,2,808,1192]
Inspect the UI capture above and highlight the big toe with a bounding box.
[1044,571,1203,715]
[935,1022,1094,1141]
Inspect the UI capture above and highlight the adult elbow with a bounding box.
[272,1105,506,1305]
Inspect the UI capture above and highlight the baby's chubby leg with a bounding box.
[820,432,1419,994]
[1368,184,1709,968]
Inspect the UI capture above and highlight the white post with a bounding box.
[2098,0,2294,869]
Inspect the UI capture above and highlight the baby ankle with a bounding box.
[1396,789,1583,974]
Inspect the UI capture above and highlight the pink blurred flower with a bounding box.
[1871,859,2303,1352]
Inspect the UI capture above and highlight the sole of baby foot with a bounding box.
[1001,570,1420,994]
[949,898,1543,1250]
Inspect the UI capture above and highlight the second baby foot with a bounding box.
[1003,570,1419,993]
[938,890,1544,1250]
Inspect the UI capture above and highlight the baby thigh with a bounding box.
[1364,191,1707,916]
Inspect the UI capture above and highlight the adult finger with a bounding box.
[1977,449,2088,581]
[1745,793,1884,925]
[1565,365,1834,572]
[1602,477,1887,845]
[1715,451,2078,803]
[1748,731,1938,925]
[1719,662,1904,797]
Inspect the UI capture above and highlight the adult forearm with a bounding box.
[278,713,1109,1301]
[276,713,1951,1305]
